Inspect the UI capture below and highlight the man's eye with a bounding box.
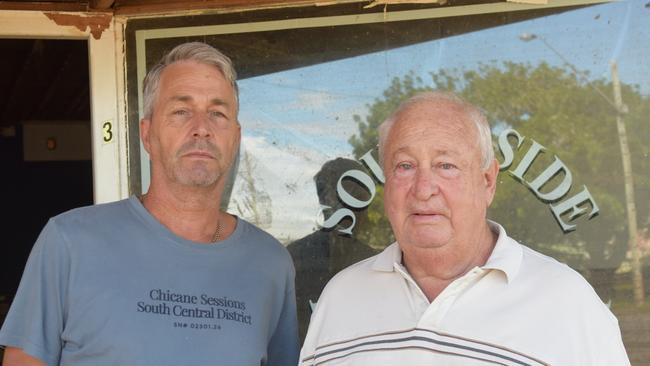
[397,162,413,170]
[173,109,189,116]
[209,111,225,118]
[440,163,456,169]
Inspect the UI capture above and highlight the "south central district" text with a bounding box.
[137,301,252,325]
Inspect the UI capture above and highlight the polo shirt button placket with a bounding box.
[419,267,487,329]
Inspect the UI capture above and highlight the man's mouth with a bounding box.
[410,211,445,223]
[183,151,215,159]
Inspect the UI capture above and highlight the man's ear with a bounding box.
[140,118,152,154]
[484,159,500,207]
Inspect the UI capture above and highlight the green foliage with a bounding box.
[349,73,433,158]
[354,185,394,250]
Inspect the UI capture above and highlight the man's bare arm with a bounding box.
[2,347,45,366]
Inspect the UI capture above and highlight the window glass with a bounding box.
[128,1,650,361]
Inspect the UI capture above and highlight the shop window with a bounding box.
[126,1,650,362]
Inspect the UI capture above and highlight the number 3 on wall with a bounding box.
[102,120,114,144]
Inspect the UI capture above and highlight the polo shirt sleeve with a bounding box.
[266,262,299,366]
[298,283,331,366]
[0,218,70,366]
[298,319,319,366]
[584,302,631,366]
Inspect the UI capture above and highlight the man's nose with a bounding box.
[413,168,439,200]
[191,113,211,138]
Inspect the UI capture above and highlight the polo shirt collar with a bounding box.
[372,242,401,272]
[482,220,523,283]
[370,220,523,283]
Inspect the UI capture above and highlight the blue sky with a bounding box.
[229,0,650,241]
[240,0,649,153]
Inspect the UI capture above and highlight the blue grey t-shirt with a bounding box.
[0,197,298,366]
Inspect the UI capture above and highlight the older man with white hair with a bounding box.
[300,91,629,365]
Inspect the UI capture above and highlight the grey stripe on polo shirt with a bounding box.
[303,328,550,366]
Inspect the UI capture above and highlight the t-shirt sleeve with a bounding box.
[266,262,299,366]
[0,218,70,366]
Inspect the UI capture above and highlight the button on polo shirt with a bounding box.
[300,221,629,366]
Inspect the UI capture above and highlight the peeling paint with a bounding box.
[45,12,112,39]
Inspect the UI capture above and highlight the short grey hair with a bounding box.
[378,91,494,171]
[142,42,239,120]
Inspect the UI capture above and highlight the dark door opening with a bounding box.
[0,39,93,346]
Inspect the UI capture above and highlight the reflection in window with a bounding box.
[230,3,650,360]
[133,1,650,362]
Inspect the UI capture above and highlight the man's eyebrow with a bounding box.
[209,97,230,107]
[170,95,192,103]
[392,146,458,157]
[169,95,230,107]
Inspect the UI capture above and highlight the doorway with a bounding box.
[0,39,93,341]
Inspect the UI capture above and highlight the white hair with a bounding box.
[377,91,494,171]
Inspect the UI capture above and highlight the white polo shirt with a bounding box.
[300,222,630,366]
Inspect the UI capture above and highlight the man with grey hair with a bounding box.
[1,42,298,366]
[300,91,629,365]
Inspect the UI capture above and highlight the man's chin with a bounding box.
[174,170,221,188]
[400,227,452,249]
